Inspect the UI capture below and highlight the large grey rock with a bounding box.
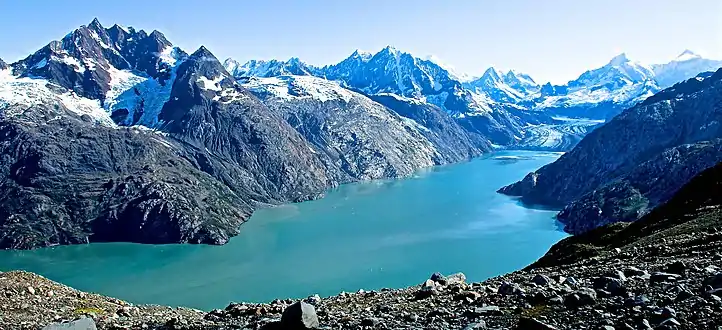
[42,318,97,330]
[281,301,319,329]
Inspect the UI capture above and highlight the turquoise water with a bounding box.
[0,150,567,310]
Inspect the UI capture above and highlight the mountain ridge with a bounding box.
[500,67,722,234]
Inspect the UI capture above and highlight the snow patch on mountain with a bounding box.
[197,75,224,91]
[243,75,355,103]
[652,50,722,88]
[103,59,185,127]
[0,69,115,126]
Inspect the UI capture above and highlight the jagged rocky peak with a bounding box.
[481,67,502,82]
[349,49,373,60]
[179,45,235,89]
[0,57,7,70]
[9,18,186,102]
[224,56,315,78]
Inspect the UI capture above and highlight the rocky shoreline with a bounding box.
[3,229,721,330]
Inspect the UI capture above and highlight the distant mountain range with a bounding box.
[224,48,722,121]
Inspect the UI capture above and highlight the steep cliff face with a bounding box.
[0,104,250,249]
[500,69,722,233]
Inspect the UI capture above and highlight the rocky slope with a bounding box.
[5,162,722,329]
[225,47,563,149]
[500,68,722,234]
[241,75,488,180]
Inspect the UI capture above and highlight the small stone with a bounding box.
[623,266,647,277]
[593,277,625,296]
[703,273,722,289]
[430,272,446,283]
[47,290,55,297]
[454,291,481,302]
[464,321,487,329]
[564,288,597,308]
[42,318,97,330]
[27,286,36,295]
[305,294,322,305]
[281,301,319,329]
[473,305,502,316]
[675,289,694,302]
[659,318,681,327]
[624,294,650,307]
[404,313,418,322]
[563,276,579,287]
[532,274,552,286]
[650,272,680,284]
[661,307,676,319]
[665,260,687,275]
[515,317,558,329]
[498,282,524,296]
[548,295,564,305]
[360,317,380,327]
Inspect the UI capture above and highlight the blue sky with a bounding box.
[1,0,720,84]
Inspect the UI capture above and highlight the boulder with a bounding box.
[499,282,524,296]
[564,288,597,308]
[593,277,626,296]
[702,273,722,289]
[532,274,552,286]
[281,301,319,329]
[650,272,681,284]
[446,272,467,285]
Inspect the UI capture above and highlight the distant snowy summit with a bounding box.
[225,47,722,120]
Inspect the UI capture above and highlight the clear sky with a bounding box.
[1,0,720,84]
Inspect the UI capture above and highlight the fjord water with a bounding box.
[0,151,566,310]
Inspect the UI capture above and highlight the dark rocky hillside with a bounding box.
[0,105,250,249]
[500,69,722,234]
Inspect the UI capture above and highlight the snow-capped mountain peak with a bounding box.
[223,56,316,78]
[379,45,401,56]
[673,49,702,62]
[609,53,630,66]
[653,50,722,88]
[480,67,503,83]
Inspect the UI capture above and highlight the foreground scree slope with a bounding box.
[3,162,722,329]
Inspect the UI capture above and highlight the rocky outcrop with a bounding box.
[0,58,7,70]
[500,68,722,233]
